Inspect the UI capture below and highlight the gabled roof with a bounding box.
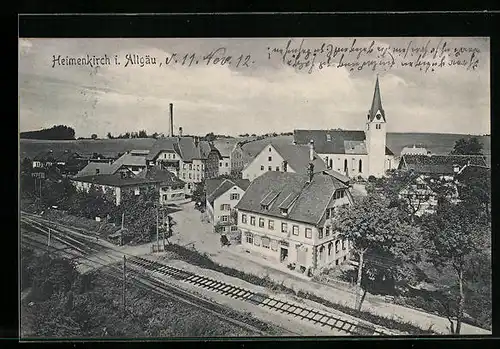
[74,162,114,177]
[399,154,488,175]
[146,137,217,162]
[70,173,161,187]
[206,178,251,205]
[137,166,185,186]
[213,140,235,157]
[109,152,147,173]
[368,76,386,122]
[293,130,366,154]
[271,143,327,174]
[235,171,349,225]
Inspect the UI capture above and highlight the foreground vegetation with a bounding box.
[21,247,277,338]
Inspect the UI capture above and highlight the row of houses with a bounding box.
[205,151,489,272]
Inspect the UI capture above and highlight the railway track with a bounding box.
[21,212,393,336]
[128,256,390,336]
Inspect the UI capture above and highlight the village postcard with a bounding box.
[19,36,491,339]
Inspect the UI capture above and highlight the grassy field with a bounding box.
[19,133,491,160]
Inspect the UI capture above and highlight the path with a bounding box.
[169,202,491,335]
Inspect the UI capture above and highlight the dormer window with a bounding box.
[280,208,288,216]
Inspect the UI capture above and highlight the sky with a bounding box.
[18,37,490,138]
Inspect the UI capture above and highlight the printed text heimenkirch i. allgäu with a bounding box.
[52,54,113,68]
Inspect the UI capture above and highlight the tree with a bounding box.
[138,130,148,138]
[421,201,490,334]
[331,194,420,310]
[456,167,491,219]
[451,137,483,155]
[107,132,114,139]
[203,132,216,142]
[20,125,76,140]
[91,134,98,140]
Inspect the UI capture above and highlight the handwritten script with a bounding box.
[268,39,481,74]
[50,39,482,74]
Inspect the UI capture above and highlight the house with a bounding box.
[293,76,396,178]
[235,166,354,274]
[138,166,186,204]
[146,136,221,193]
[214,140,234,176]
[70,167,185,206]
[108,150,149,175]
[397,154,488,215]
[400,145,430,156]
[31,150,86,176]
[205,178,251,234]
[241,141,327,182]
[398,154,488,180]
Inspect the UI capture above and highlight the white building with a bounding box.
[241,141,327,182]
[236,167,354,274]
[205,178,250,233]
[293,76,396,179]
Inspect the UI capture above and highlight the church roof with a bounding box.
[293,129,394,156]
[368,76,386,122]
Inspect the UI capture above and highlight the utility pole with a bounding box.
[122,255,126,317]
[156,205,160,251]
[162,209,166,249]
[47,228,51,248]
[121,212,125,246]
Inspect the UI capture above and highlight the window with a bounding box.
[326,209,331,219]
[221,215,229,222]
[261,165,265,171]
[220,204,225,210]
[197,165,200,170]
[344,159,348,172]
[268,166,272,171]
[163,194,168,201]
[305,228,312,239]
[189,164,192,170]
[326,134,331,141]
[183,164,186,169]
[189,173,192,179]
[262,237,270,249]
[196,174,199,180]
[231,226,238,232]
[225,162,228,167]
[259,218,265,228]
[188,184,191,189]
[276,166,280,171]
[254,235,261,246]
[269,147,272,152]
[220,161,223,166]
[292,225,299,236]
[268,156,272,161]
[250,216,256,226]
[268,220,274,230]
[328,243,333,256]
[242,214,247,224]
[168,153,171,159]
[245,232,253,244]
[335,240,340,253]
[281,222,287,233]
[359,159,362,173]
[271,239,278,251]
[342,240,346,250]
[318,228,324,239]
[230,193,240,200]
[325,226,330,237]
[134,188,140,196]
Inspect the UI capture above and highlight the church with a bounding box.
[293,76,396,178]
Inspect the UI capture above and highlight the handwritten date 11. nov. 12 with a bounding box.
[160,48,255,68]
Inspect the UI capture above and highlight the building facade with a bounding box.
[146,136,221,194]
[236,169,354,274]
[205,178,250,233]
[293,76,396,179]
[241,142,327,182]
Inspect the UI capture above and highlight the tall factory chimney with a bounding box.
[179,127,183,137]
[169,103,174,137]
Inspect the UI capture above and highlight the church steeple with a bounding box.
[367,75,386,122]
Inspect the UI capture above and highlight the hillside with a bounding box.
[19,133,491,161]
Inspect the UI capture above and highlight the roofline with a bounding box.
[236,207,320,227]
[315,181,340,226]
[70,176,162,187]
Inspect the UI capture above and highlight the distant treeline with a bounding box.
[20,125,76,140]
[238,132,293,137]
[106,131,235,141]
